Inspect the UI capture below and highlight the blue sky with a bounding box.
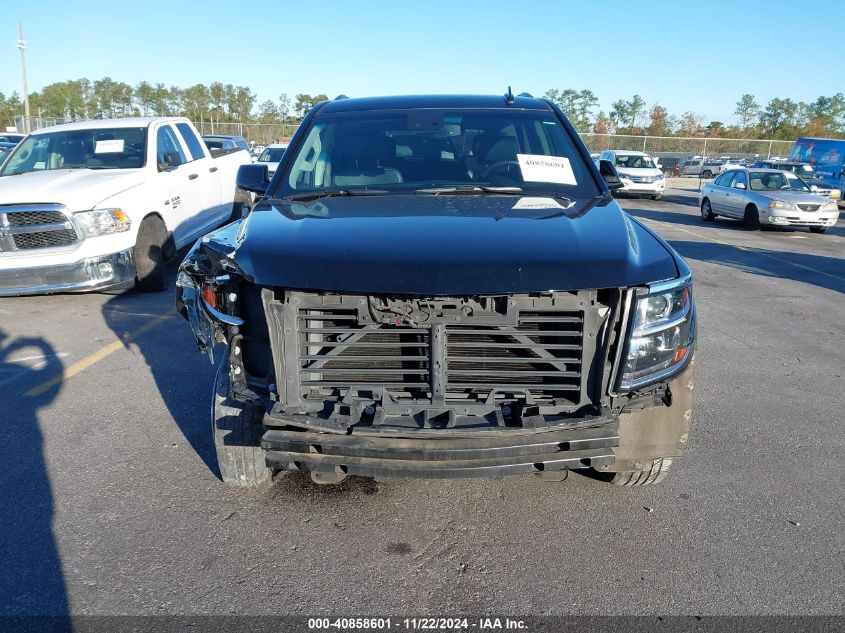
[2,0,838,124]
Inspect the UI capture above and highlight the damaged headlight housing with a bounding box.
[619,276,695,390]
[74,208,131,237]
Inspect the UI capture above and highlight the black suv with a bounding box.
[178,94,697,488]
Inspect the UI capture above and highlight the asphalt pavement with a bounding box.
[1,188,843,617]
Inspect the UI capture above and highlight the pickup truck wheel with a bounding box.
[743,205,761,230]
[701,198,715,221]
[609,458,673,486]
[212,349,271,488]
[702,170,713,179]
[133,216,167,292]
[809,226,827,234]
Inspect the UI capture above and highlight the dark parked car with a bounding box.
[752,160,841,201]
[202,134,251,153]
[0,133,25,144]
[0,141,16,165]
[178,93,697,488]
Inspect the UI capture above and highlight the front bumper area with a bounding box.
[261,420,618,479]
[619,179,665,195]
[0,249,135,296]
[763,209,839,228]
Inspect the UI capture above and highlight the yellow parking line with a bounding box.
[24,314,174,398]
[641,217,845,284]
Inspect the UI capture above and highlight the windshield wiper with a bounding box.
[416,186,524,195]
[285,189,390,202]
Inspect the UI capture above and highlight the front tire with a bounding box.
[743,205,761,230]
[651,194,663,201]
[702,170,713,179]
[212,349,271,487]
[809,226,827,234]
[133,215,167,292]
[609,458,673,486]
[701,198,715,222]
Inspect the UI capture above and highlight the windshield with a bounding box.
[615,155,656,169]
[278,108,599,198]
[0,127,146,175]
[258,148,286,163]
[790,164,814,177]
[748,171,810,192]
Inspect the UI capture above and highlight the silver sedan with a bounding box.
[698,168,840,234]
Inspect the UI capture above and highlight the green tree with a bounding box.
[135,81,154,116]
[257,99,279,123]
[734,94,760,131]
[543,88,598,131]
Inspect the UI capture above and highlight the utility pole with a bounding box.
[17,23,31,133]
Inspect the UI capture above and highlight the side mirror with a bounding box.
[735,182,746,190]
[158,151,183,172]
[810,184,818,192]
[237,163,270,195]
[598,159,624,190]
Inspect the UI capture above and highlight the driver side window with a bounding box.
[156,125,187,167]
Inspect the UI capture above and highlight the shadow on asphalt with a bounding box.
[667,240,845,294]
[0,329,69,620]
[100,263,221,480]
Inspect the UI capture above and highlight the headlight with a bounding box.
[618,277,695,391]
[830,189,841,199]
[823,202,839,213]
[654,173,665,180]
[74,208,131,237]
[768,200,795,211]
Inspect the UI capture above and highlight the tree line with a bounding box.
[1,77,843,141]
[545,89,845,140]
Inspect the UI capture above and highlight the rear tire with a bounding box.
[212,349,271,487]
[743,205,761,230]
[609,458,673,486]
[701,198,715,222]
[702,170,713,179]
[809,226,827,234]
[133,215,167,292]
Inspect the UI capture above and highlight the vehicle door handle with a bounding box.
[209,166,218,173]
[188,173,199,180]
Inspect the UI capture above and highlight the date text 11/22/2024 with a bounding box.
[307,617,528,630]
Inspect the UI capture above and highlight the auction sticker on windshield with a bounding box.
[517,154,577,185]
[95,139,125,154]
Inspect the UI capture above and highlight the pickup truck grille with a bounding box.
[263,291,607,428]
[0,204,79,253]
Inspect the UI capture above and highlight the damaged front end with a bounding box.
[176,220,697,481]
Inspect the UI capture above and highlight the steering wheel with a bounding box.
[476,160,521,179]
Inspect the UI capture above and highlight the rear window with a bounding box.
[279,108,599,198]
[176,123,206,161]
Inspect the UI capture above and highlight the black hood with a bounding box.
[201,194,680,295]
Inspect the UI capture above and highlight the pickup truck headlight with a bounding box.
[830,189,841,199]
[619,277,695,391]
[768,200,795,211]
[74,208,131,237]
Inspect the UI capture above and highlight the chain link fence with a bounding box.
[580,133,795,161]
[12,115,796,162]
[13,115,67,133]
[193,121,299,145]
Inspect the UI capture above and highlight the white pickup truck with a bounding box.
[0,117,251,295]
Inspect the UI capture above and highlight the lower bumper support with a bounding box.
[0,249,135,296]
[262,423,618,479]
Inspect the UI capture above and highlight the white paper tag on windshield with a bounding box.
[95,139,124,154]
[517,154,577,185]
[512,197,571,210]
